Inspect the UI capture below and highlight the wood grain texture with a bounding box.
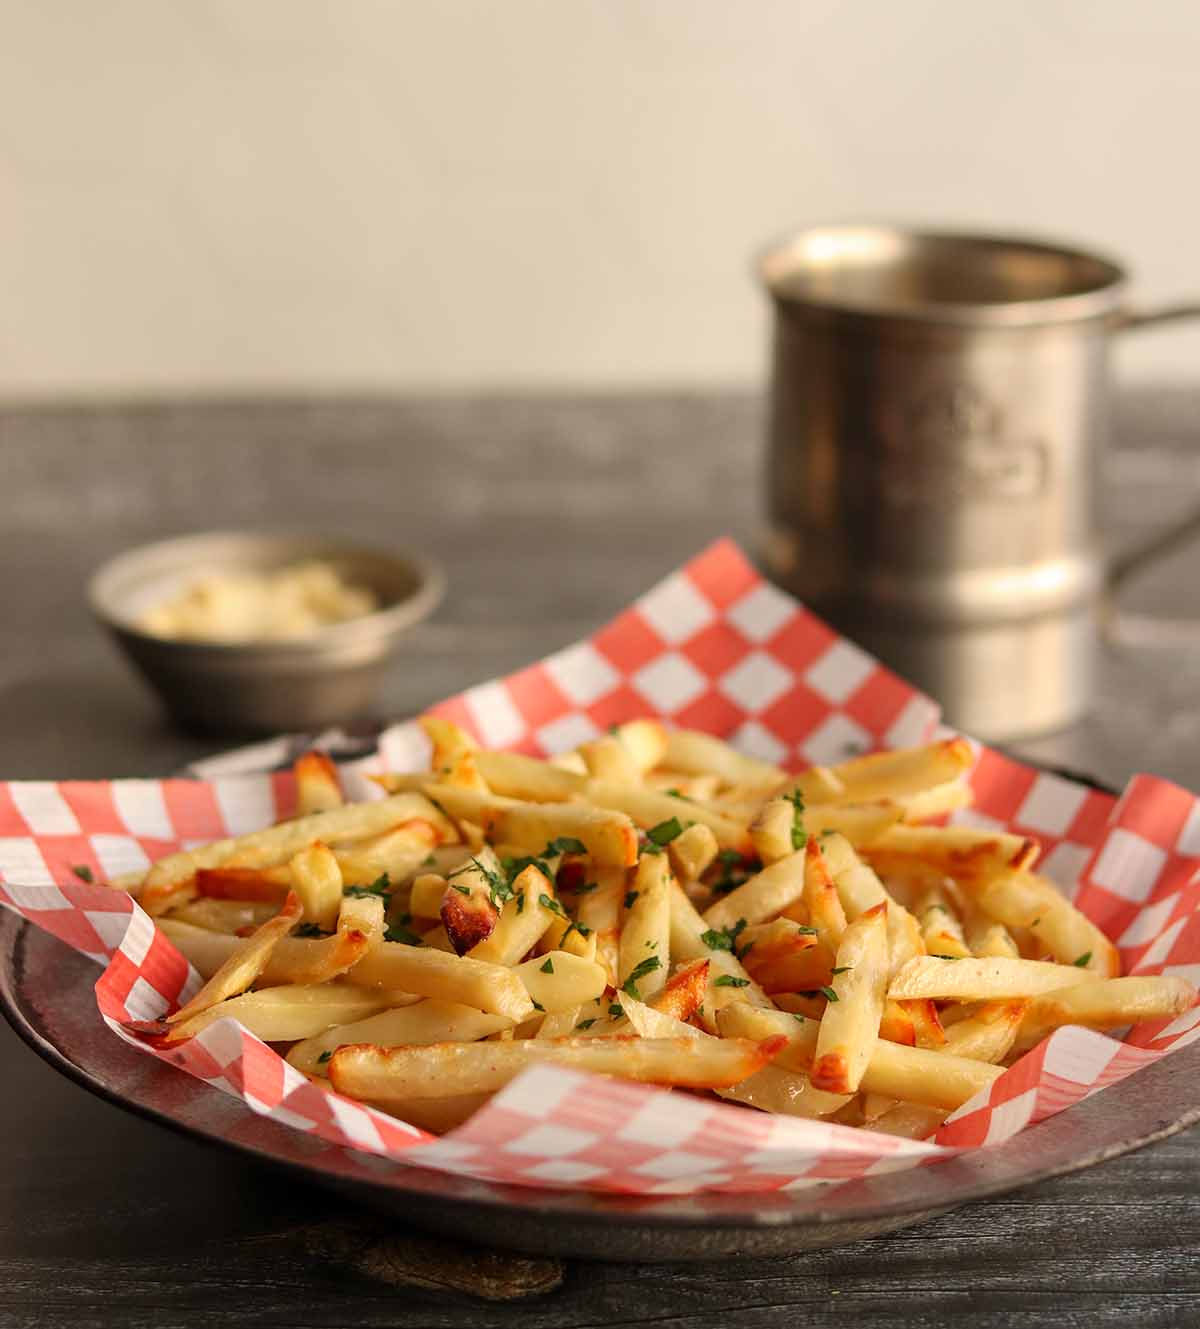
[2,389,1199,1326]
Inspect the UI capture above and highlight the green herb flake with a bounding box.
[316,1050,333,1065]
[799,986,839,1002]
[344,872,392,899]
[422,853,438,868]
[792,1012,806,1023]
[646,817,685,847]
[575,1018,597,1031]
[700,918,747,954]
[545,836,587,857]
[785,788,808,851]
[451,856,513,909]
[450,883,471,897]
[294,922,329,938]
[531,999,545,1013]
[666,788,684,800]
[517,890,526,914]
[713,975,750,989]
[930,954,961,961]
[540,957,555,974]
[717,849,742,864]
[384,919,424,946]
[572,881,599,894]
[621,954,663,999]
[71,864,95,884]
[608,1002,624,1018]
[793,925,819,936]
[624,890,640,910]
[830,965,853,975]
[1073,951,1093,967]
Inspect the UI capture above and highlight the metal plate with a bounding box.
[4,913,1200,1261]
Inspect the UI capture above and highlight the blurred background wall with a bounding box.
[2,0,1197,399]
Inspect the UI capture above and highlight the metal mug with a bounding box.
[758,224,1200,740]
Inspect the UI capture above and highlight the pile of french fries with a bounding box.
[122,722,1196,1140]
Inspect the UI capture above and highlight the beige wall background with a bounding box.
[2,0,1197,399]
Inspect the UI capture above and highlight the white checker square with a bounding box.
[504,1124,598,1158]
[632,653,708,713]
[1118,890,1180,948]
[326,1095,387,1153]
[1042,1028,1118,1084]
[636,573,716,645]
[464,680,526,748]
[1038,841,1093,897]
[267,1106,318,1132]
[884,696,940,749]
[535,712,600,755]
[90,835,152,879]
[633,1150,716,1179]
[412,1139,481,1167]
[1164,961,1200,989]
[728,720,788,766]
[8,782,80,836]
[83,908,133,955]
[120,907,157,966]
[126,975,171,1020]
[112,781,174,840]
[522,1159,607,1184]
[618,1087,713,1147]
[543,642,621,707]
[1130,915,1187,972]
[948,807,1008,833]
[0,839,53,887]
[726,583,795,643]
[1090,829,1167,903]
[803,640,876,704]
[1176,802,1200,856]
[1016,774,1089,837]
[493,1064,580,1119]
[376,721,432,775]
[1155,999,1200,1041]
[798,713,872,767]
[982,1088,1038,1144]
[214,776,276,836]
[718,651,793,714]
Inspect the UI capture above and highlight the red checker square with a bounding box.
[684,539,760,610]
[58,782,126,836]
[161,780,225,842]
[504,663,573,733]
[1076,882,1141,945]
[682,621,753,680]
[99,950,143,1013]
[673,689,746,737]
[592,610,666,677]
[587,683,655,730]
[1065,788,1116,847]
[842,668,912,738]
[1117,775,1195,848]
[970,748,1039,826]
[140,927,194,1003]
[427,695,479,741]
[240,1037,288,1106]
[763,610,840,674]
[760,683,835,749]
[0,783,30,836]
[270,770,298,822]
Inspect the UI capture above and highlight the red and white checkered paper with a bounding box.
[3,539,1200,1195]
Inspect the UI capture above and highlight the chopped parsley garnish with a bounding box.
[646,817,685,847]
[71,864,94,884]
[713,975,750,989]
[709,850,760,896]
[344,873,392,899]
[792,1012,807,1023]
[516,890,526,914]
[545,836,587,856]
[930,954,961,961]
[608,1002,624,1018]
[700,919,747,954]
[621,954,662,999]
[540,957,555,974]
[531,999,545,1013]
[294,922,329,938]
[624,890,640,910]
[571,881,599,894]
[503,854,556,885]
[538,893,590,943]
[1073,951,1093,967]
[830,965,853,975]
[384,913,424,946]
[575,1018,597,1031]
[449,857,513,909]
[665,788,684,799]
[793,925,819,936]
[422,853,438,868]
[799,986,839,1002]
[316,1050,333,1065]
[450,883,471,897]
[784,789,807,851]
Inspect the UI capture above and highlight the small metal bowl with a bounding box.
[89,532,445,735]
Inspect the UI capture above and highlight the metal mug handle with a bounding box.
[1101,302,1200,636]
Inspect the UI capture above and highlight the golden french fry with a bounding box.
[668,822,719,881]
[773,766,847,807]
[333,820,443,887]
[167,982,386,1044]
[1023,975,1197,1037]
[579,735,642,785]
[802,803,903,847]
[702,850,805,931]
[576,869,624,985]
[609,718,668,772]
[419,715,477,768]
[718,1066,852,1119]
[830,738,974,803]
[748,799,798,866]
[467,864,559,966]
[648,959,710,1023]
[194,865,290,902]
[619,853,672,999]
[514,951,608,1012]
[288,842,343,931]
[349,941,534,1022]
[917,886,972,959]
[167,898,279,933]
[811,902,889,1094]
[888,955,1095,1002]
[273,893,384,986]
[585,781,750,853]
[474,750,586,802]
[661,729,785,789]
[866,824,1038,883]
[668,880,772,1010]
[440,877,500,956]
[943,1000,1029,1063]
[293,751,344,816]
[410,872,449,919]
[802,837,847,951]
[166,893,303,1025]
[329,1034,785,1101]
[894,781,973,823]
[967,918,1021,960]
[821,834,924,977]
[969,871,1119,977]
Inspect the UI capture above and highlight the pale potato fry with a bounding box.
[668,880,772,1011]
[802,838,847,951]
[473,751,586,802]
[419,715,477,768]
[514,951,608,1012]
[717,1004,1003,1111]
[820,834,924,977]
[467,864,558,966]
[774,766,847,807]
[966,914,1021,960]
[969,871,1119,977]
[436,750,489,792]
[661,729,785,789]
[943,1001,1029,1063]
[619,853,672,999]
[348,941,534,1021]
[166,893,303,1025]
[576,869,624,985]
[579,735,643,785]
[141,793,451,915]
[288,842,343,931]
[329,1034,784,1102]
[895,780,973,824]
[585,780,750,853]
[1019,975,1197,1046]
[866,824,1038,883]
[868,1103,949,1140]
[830,738,974,803]
[287,999,512,1075]
[702,850,805,930]
[167,982,386,1044]
[811,902,889,1094]
[801,802,905,848]
[293,751,344,816]
[645,772,722,801]
[888,955,1094,1002]
[917,886,972,959]
[609,718,668,772]
[668,822,719,881]
[168,898,279,933]
[536,1006,583,1039]
[410,872,450,919]
[333,821,443,887]
[276,894,384,985]
[548,750,589,776]
[748,798,802,866]
[417,924,456,954]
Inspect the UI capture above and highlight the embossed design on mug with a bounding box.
[882,384,1047,506]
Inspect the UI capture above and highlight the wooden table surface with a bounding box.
[3,389,1199,1326]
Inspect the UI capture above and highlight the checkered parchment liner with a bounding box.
[2,539,1199,1194]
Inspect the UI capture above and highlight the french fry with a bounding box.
[576,869,624,985]
[801,803,903,847]
[514,951,608,1012]
[718,1066,852,1119]
[701,850,805,931]
[440,878,499,956]
[167,982,386,1044]
[773,766,847,807]
[288,842,343,931]
[748,798,800,866]
[287,1000,512,1076]
[419,715,477,768]
[168,898,279,933]
[467,864,558,966]
[293,751,343,816]
[811,902,889,1094]
[585,781,750,854]
[668,822,719,882]
[969,871,1120,977]
[866,824,1038,883]
[333,820,443,887]
[141,793,451,915]
[868,1103,949,1140]
[917,886,972,960]
[274,894,384,985]
[329,1034,785,1101]
[579,735,643,785]
[410,872,450,919]
[830,738,974,803]
[894,780,973,824]
[473,751,586,802]
[619,853,672,999]
[348,942,535,1022]
[648,958,710,1023]
[194,865,290,901]
[878,1001,917,1046]
[166,893,303,1025]
[943,1001,1029,1063]
[888,955,1095,1002]
[801,838,847,951]
[820,834,924,977]
[661,729,784,790]
[609,718,668,772]
[1018,975,1197,1046]
[668,881,772,1011]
